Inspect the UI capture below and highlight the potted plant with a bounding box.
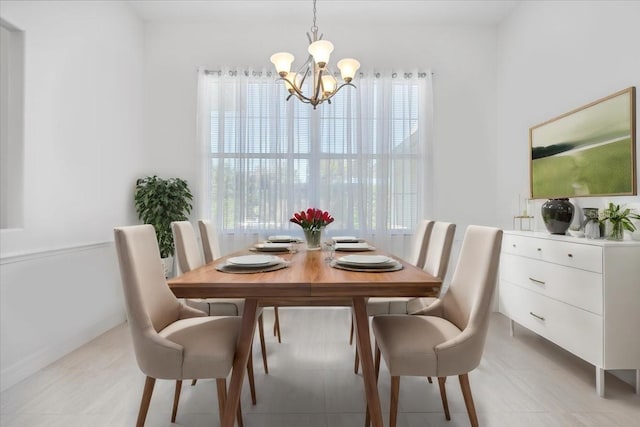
[134,175,193,275]
[599,202,640,241]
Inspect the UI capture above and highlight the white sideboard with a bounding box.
[498,231,640,396]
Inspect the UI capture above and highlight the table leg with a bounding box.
[352,297,383,427]
[222,298,259,427]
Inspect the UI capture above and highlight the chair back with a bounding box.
[114,225,183,377]
[406,220,434,268]
[423,222,456,281]
[172,221,204,274]
[441,225,502,340]
[198,219,222,263]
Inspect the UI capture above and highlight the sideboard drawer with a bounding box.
[499,282,603,366]
[500,253,603,314]
[501,234,602,273]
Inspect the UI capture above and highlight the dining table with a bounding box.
[168,243,441,427]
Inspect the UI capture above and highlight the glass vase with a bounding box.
[303,228,324,251]
[608,220,624,241]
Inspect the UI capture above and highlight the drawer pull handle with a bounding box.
[512,244,516,248]
[529,312,545,321]
[537,248,542,252]
[528,277,546,285]
[567,253,573,258]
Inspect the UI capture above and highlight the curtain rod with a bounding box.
[203,69,434,78]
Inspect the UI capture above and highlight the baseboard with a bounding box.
[0,311,126,392]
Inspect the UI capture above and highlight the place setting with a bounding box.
[250,242,297,253]
[334,241,376,252]
[330,254,403,273]
[216,254,290,274]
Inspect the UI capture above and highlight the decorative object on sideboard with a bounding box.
[599,202,640,241]
[541,198,574,235]
[583,208,601,239]
[270,0,360,109]
[529,87,636,199]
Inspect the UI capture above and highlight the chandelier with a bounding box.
[270,0,360,109]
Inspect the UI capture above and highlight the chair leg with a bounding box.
[171,380,182,423]
[258,313,269,374]
[216,378,227,427]
[191,379,197,386]
[437,377,450,420]
[354,346,360,374]
[247,350,257,405]
[349,317,354,345]
[459,373,479,427]
[273,306,282,343]
[136,376,155,427]
[390,376,400,427]
[374,342,381,380]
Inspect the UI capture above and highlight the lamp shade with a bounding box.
[270,52,295,76]
[337,58,360,82]
[308,40,334,68]
[284,72,299,92]
[321,74,337,95]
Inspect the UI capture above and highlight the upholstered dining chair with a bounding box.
[114,225,245,427]
[172,221,269,388]
[349,220,434,346]
[353,222,455,373]
[371,225,503,427]
[198,219,283,343]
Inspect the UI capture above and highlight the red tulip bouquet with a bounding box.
[290,208,334,250]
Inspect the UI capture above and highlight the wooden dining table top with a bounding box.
[168,246,441,300]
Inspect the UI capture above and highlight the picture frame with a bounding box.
[529,87,636,199]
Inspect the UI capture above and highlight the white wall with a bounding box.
[496,0,640,388]
[496,0,640,232]
[143,21,499,234]
[0,1,147,391]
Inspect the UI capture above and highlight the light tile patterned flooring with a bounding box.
[1,309,639,427]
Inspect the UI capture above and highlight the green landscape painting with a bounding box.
[530,87,636,199]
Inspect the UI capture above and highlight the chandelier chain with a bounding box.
[310,0,318,34]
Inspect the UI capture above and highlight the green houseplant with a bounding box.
[599,202,640,241]
[134,175,193,259]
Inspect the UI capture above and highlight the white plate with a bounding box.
[339,255,391,265]
[253,242,291,252]
[332,236,360,242]
[335,242,374,251]
[268,235,296,242]
[227,255,279,267]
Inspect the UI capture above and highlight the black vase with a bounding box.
[541,198,574,235]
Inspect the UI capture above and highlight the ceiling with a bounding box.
[127,0,521,26]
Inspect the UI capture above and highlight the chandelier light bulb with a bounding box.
[284,72,299,92]
[270,52,295,76]
[321,74,337,95]
[308,40,334,69]
[337,58,360,83]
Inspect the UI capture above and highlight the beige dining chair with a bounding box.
[371,225,503,427]
[353,222,455,373]
[114,225,245,427]
[172,221,269,390]
[349,220,434,346]
[198,219,283,343]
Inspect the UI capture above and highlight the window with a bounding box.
[0,19,25,229]
[198,69,432,249]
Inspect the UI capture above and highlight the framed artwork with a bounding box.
[530,87,636,199]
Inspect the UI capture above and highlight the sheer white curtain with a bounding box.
[197,67,433,256]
